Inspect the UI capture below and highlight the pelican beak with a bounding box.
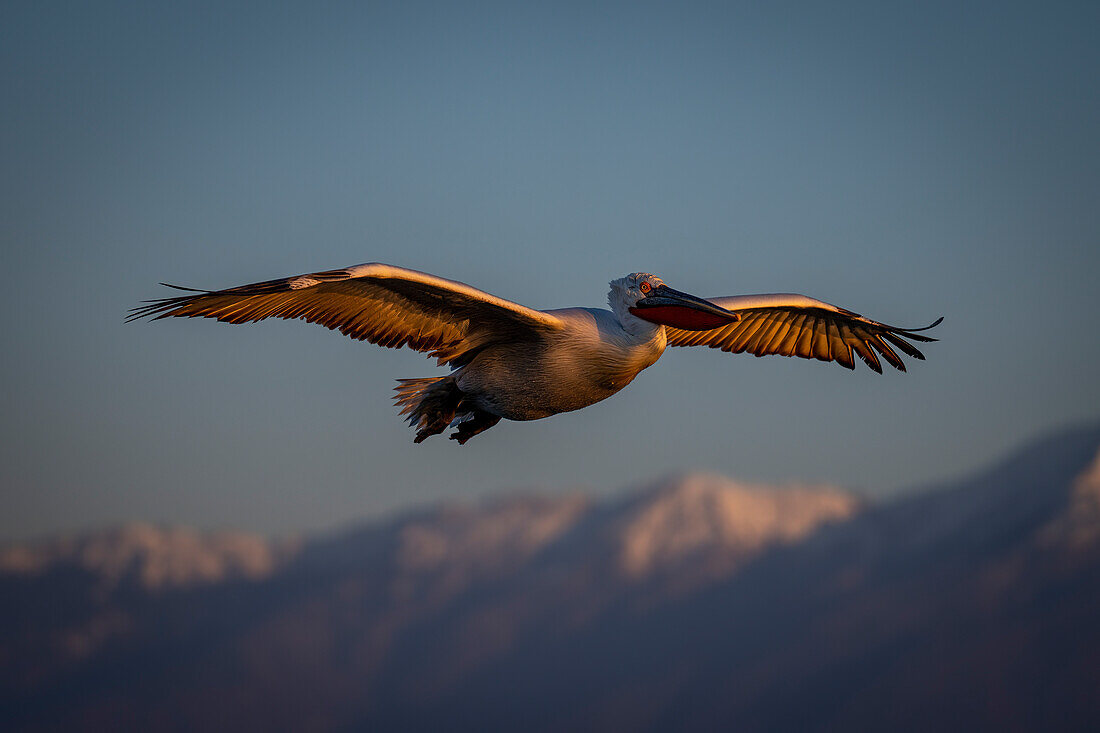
[629,285,742,331]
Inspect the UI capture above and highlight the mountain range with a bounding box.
[2,422,1099,732]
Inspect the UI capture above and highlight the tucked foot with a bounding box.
[394,376,462,443]
[449,410,502,444]
[414,421,449,443]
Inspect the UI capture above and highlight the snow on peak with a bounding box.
[613,472,859,579]
[396,495,588,574]
[0,523,298,590]
[1038,447,1100,550]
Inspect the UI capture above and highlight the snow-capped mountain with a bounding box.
[2,422,1098,732]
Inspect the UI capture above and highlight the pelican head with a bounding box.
[609,273,742,332]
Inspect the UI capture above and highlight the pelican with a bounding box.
[130,263,941,443]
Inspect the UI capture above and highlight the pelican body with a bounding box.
[131,264,940,443]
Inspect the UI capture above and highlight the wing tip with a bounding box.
[900,316,943,334]
[159,282,211,293]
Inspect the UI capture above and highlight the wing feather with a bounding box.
[776,313,806,356]
[759,315,790,355]
[813,319,832,361]
[730,314,762,353]
[129,263,565,366]
[827,320,855,370]
[665,293,940,373]
[850,334,883,374]
[745,313,780,355]
[752,310,787,354]
[795,315,816,359]
[880,331,927,361]
[869,334,905,372]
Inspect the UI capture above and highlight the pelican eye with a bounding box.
[639,282,651,294]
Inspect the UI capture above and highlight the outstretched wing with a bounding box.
[664,293,941,373]
[128,263,565,366]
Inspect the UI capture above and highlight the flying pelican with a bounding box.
[130,263,941,443]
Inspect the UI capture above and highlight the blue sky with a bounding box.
[2,0,1098,540]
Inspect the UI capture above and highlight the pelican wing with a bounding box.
[664,293,941,373]
[128,263,565,366]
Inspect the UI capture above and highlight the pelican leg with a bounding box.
[414,416,453,443]
[396,376,463,443]
[449,410,501,444]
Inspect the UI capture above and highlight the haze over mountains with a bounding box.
[3,423,1099,732]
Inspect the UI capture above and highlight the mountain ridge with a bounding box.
[2,421,1099,731]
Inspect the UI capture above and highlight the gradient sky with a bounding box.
[2,0,1098,540]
